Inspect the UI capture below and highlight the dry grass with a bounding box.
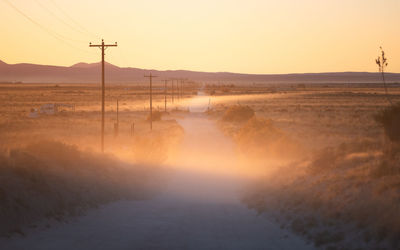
[234,117,301,161]
[0,83,186,160]
[0,83,187,237]
[222,105,254,122]
[0,140,161,237]
[214,84,400,248]
[374,103,400,143]
[146,110,163,122]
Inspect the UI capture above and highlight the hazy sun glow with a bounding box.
[1,0,399,73]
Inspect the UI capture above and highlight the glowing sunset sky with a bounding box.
[0,0,399,74]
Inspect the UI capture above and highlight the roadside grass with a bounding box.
[0,84,186,237]
[222,105,254,122]
[235,116,302,161]
[0,140,159,237]
[146,110,163,122]
[217,88,400,249]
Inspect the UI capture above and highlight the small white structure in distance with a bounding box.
[40,104,58,115]
[40,103,75,115]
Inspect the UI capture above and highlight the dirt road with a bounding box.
[1,95,314,250]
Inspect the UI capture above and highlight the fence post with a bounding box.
[131,122,135,137]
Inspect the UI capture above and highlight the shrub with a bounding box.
[308,146,338,174]
[222,105,255,122]
[374,103,400,143]
[235,117,300,159]
[370,159,400,177]
[146,110,162,122]
[309,140,379,175]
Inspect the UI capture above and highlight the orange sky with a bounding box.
[0,0,399,74]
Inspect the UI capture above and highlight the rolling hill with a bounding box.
[0,60,399,84]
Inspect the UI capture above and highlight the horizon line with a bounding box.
[1,59,399,76]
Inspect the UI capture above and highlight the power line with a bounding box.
[34,0,92,42]
[49,0,100,39]
[3,0,67,42]
[2,0,95,55]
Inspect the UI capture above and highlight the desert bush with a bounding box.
[133,120,184,164]
[370,159,400,177]
[222,105,255,122]
[146,110,162,122]
[309,139,380,174]
[374,103,400,144]
[308,147,338,174]
[235,117,300,159]
[373,103,400,176]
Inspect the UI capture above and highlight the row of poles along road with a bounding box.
[90,39,192,153]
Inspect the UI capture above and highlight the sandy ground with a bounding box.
[1,94,315,250]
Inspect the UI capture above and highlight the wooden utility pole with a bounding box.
[162,80,169,112]
[117,99,119,124]
[89,39,117,153]
[180,79,184,99]
[177,79,181,101]
[144,73,157,130]
[177,79,180,101]
[171,79,174,103]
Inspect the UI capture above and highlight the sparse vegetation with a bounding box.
[214,85,400,249]
[0,83,186,238]
[235,117,301,160]
[222,105,255,122]
[374,103,400,144]
[146,110,163,122]
[2,82,400,248]
[0,140,159,237]
[372,103,400,176]
[376,47,392,105]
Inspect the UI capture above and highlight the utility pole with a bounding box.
[180,79,184,99]
[89,39,117,153]
[144,73,157,130]
[162,80,169,112]
[171,79,175,103]
[117,99,119,124]
[178,79,181,101]
[176,79,179,101]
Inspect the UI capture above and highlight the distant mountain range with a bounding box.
[0,60,399,84]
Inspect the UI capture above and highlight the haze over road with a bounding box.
[1,94,314,250]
